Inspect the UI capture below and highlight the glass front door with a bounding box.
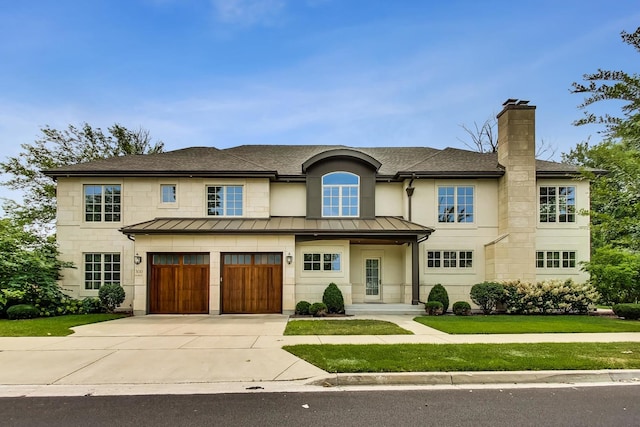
[365,258,381,300]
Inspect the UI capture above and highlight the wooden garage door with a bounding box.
[149,253,210,314]
[221,253,282,314]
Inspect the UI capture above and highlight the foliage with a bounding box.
[98,284,126,313]
[424,301,443,316]
[0,123,163,230]
[502,279,599,314]
[284,319,413,336]
[570,27,640,138]
[452,301,471,316]
[6,304,40,320]
[469,282,505,314]
[427,284,449,313]
[612,303,640,320]
[0,314,125,337]
[294,300,311,315]
[580,246,640,305]
[322,283,345,314]
[309,302,328,317]
[414,314,640,334]
[81,297,104,314]
[284,342,640,373]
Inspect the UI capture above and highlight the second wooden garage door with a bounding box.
[221,253,282,314]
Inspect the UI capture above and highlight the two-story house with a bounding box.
[45,100,590,315]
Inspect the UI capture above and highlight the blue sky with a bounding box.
[0,0,638,178]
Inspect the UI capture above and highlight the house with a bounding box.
[44,100,590,315]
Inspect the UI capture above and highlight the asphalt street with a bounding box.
[1,384,639,426]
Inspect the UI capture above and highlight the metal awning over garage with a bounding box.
[120,216,433,241]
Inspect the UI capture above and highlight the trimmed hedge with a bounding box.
[295,300,311,315]
[7,304,40,320]
[427,284,449,313]
[612,303,640,320]
[452,301,471,316]
[322,283,345,314]
[99,284,125,313]
[309,302,328,317]
[470,282,504,315]
[425,301,443,316]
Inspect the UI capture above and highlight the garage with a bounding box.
[149,253,210,314]
[221,253,283,314]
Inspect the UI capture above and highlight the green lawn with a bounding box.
[0,314,126,337]
[284,342,640,373]
[285,319,413,335]
[414,315,640,334]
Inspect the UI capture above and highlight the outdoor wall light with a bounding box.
[286,253,293,265]
[134,253,143,265]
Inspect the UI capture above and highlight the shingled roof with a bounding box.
[43,145,583,180]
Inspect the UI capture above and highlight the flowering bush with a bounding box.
[502,279,599,314]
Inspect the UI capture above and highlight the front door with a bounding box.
[364,257,381,301]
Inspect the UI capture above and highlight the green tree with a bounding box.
[581,246,640,305]
[571,27,640,139]
[0,123,163,230]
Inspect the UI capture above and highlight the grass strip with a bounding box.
[285,319,413,335]
[0,314,126,337]
[414,315,640,334]
[284,342,640,372]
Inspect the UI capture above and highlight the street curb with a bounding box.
[307,370,640,387]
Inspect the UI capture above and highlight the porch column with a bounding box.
[411,238,420,305]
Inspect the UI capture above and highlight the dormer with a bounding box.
[302,149,381,219]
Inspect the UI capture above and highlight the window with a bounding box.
[540,186,575,223]
[84,253,120,290]
[303,253,341,271]
[438,186,474,223]
[536,251,576,268]
[322,172,359,217]
[207,186,243,216]
[161,184,176,203]
[84,185,121,222]
[427,250,473,268]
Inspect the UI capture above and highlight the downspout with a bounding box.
[405,173,416,222]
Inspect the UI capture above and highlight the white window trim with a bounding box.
[437,185,475,224]
[426,250,474,271]
[83,184,122,223]
[322,172,360,218]
[538,185,577,224]
[536,250,577,269]
[205,185,244,217]
[160,183,177,205]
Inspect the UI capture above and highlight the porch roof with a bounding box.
[120,216,433,240]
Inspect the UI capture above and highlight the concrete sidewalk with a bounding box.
[1,314,639,397]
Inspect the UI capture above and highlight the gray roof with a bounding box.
[43,144,583,179]
[120,216,434,240]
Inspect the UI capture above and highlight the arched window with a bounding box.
[322,172,359,217]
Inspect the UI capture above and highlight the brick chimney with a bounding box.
[488,99,537,282]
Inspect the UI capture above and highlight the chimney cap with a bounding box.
[502,98,530,106]
[503,98,518,106]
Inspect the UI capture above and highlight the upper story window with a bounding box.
[84,185,121,222]
[161,184,176,203]
[540,186,575,223]
[438,186,474,223]
[207,185,243,216]
[322,172,359,217]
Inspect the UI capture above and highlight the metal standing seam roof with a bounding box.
[119,216,434,237]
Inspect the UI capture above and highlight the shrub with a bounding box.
[309,302,328,317]
[295,300,311,315]
[427,284,449,313]
[452,301,471,316]
[81,297,104,314]
[322,283,345,314]
[99,284,126,313]
[6,304,40,320]
[502,279,599,314]
[425,301,443,316]
[612,303,640,320]
[470,282,504,315]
